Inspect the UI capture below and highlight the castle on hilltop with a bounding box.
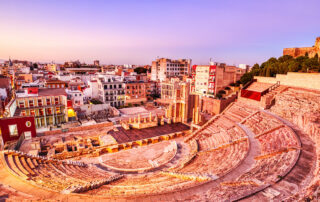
[283,37,320,58]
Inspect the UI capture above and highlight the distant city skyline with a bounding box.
[0,0,320,66]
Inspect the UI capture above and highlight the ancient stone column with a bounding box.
[138,114,141,123]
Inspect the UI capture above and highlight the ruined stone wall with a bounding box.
[283,37,320,58]
[43,121,113,136]
[254,72,320,91]
[201,94,237,115]
[283,47,315,58]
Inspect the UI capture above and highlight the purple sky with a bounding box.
[0,0,320,66]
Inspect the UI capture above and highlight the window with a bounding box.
[20,110,26,116]
[9,124,18,136]
[118,84,122,88]
[55,98,59,105]
[57,84,60,88]
[46,98,51,105]
[19,101,25,108]
[48,108,53,115]
[29,100,34,107]
[30,109,35,116]
[38,99,42,106]
[39,108,45,116]
[24,131,32,140]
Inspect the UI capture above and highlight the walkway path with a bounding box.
[134,123,262,202]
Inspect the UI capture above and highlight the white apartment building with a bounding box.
[66,89,84,107]
[151,58,191,81]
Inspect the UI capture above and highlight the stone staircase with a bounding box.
[261,85,288,109]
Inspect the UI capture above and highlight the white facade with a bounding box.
[66,89,84,107]
[20,66,30,74]
[194,66,210,94]
[0,88,7,99]
[83,79,100,101]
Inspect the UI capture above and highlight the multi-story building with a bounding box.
[191,65,216,96]
[46,63,58,72]
[94,60,100,66]
[191,64,245,96]
[98,76,125,107]
[151,58,191,81]
[15,88,68,128]
[157,78,195,123]
[45,78,68,89]
[66,89,83,107]
[83,79,100,102]
[124,81,147,106]
[215,65,245,92]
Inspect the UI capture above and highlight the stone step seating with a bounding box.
[169,139,199,171]
[85,172,202,196]
[0,182,34,201]
[2,150,118,193]
[102,141,177,171]
[238,150,298,184]
[270,88,320,120]
[200,182,262,201]
[213,116,235,130]
[242,111,283,135]
[224,102,258,122]
[178,141,249,177]
[256,126,300,155]
[246,82,274,92]
[261,85,288,106]
[197,125,247,151]
[269,88,320,201]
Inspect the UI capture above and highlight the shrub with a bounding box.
[225,86,231,90]
[216,93,223,99]
[90,99,103,104]
[218,90,226,94]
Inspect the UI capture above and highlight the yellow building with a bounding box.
[15,88,68,128]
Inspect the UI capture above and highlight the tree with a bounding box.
[240,72,253,85]
[90,99,103,104]
[266,67,271,77]
[218,90,226,94]
[215,93,223,99]
[134,67,147,74]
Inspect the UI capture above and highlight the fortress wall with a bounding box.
[283,47,315,57]
[283,48,296,56]
[254,72,320,91]
[283,37,320,58]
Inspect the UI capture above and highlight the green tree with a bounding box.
[266,67,271,77]
[134,67,147,74]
